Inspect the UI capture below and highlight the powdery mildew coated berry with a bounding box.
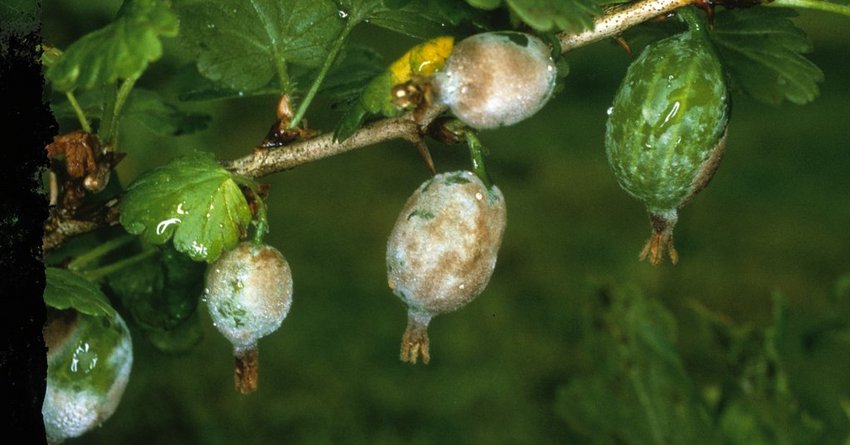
[205,242,293,393]
[434,32,557,129]
[605,29,729,265]
[42,309,133,444]
[387,171,507,364]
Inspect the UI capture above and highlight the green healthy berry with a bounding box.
[387,171,507,364]
[434,32,557,129]
[205,242,293,393]
[42,308,133,444]
[605,27,729,265]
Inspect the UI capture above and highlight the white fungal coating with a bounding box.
[205,242,293,352]
[387,171,507,317]
[434,32,557,129]
[42,310,133,444]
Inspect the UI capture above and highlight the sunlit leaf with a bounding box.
[46,0,178,92]
[44,267,116,317]
[119,152,253,262]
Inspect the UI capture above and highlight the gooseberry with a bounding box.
[205,242,293,393]
[433,31,557,129]
[42,308,133,444]
[386,171,507,364]
[605,27,729,265]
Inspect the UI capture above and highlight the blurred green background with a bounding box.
[42,1,850,443]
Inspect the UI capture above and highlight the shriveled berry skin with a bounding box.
[387,171,506,363]
[605,30,729,264]
[42,309,133,444]
[205,242,293,351]
[434,32,557,129]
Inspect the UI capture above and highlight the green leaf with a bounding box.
[337,0,485,39]
[771,291,850,442]
[145,311,204,353]
[710,8,823,105]
[105,245,205,353]
[465,0,598,32]
[466,0,500,9]
[50,87,210,135]
[555,287,719,444]
[50,88,107,124]
[321,45,385,101]
[368,3,453,39]
[335,0,383,21]
[430,0,492,27]
[124,88,211,135]
[175,43,381,103]
[174,64,281,101]
[106,245,204,331]
[45,267,116,318]
[46,0,178,92]
[690,300,827,445]
[119,152,253,262]
[177,0,344,93]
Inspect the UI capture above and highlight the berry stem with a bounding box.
[234,345,259,394]
[65,91,92,134]
[465,132,494,190]
[677,6,708,34]
[400,312,432,364]
[252,205,269,247]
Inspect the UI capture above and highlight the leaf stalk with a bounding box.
[102,74,140,147]
[770,0,850,17]
[65,91,92,133]
[289,23,355,129]
[81,247,158,282]
[67,234,136,272]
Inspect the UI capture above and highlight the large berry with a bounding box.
[434,32,557,129]
[605,27,729,265]
[387,171,507,363]
[205,242,293,393]
[42,308,133,444]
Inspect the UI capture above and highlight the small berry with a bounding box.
[42,308,133,444]
[387,171,507,364]
[205,242,293,393]
[605,28,729,265]
[434,32,557,129]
